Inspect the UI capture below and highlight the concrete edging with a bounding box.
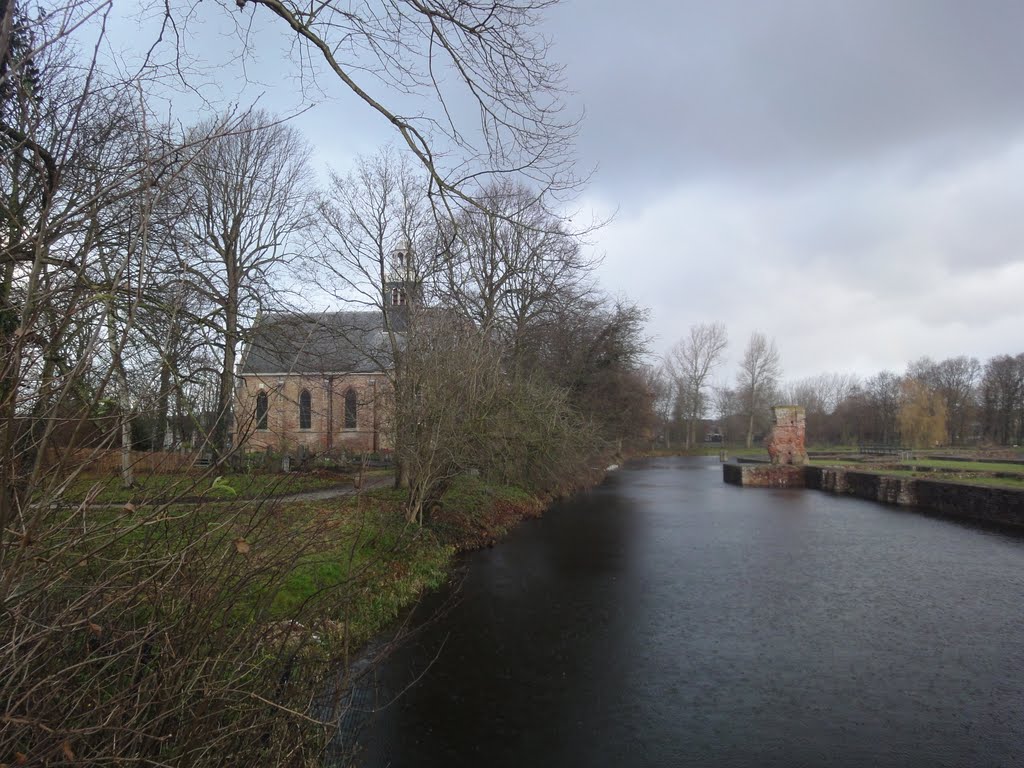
[723,463,1024,528]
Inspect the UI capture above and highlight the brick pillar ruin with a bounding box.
[765,405,808,466]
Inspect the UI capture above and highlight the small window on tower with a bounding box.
[391,287,400,306]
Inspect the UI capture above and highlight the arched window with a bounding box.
[255,391,268,430]
[299,389,312,430]
[344,388,358,429]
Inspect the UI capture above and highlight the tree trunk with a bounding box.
[212,272,238,461]
[157,355,172,451]
[119,385,133,489]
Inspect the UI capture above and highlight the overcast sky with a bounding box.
[545,0,1024,382]
[113,0,1024,384]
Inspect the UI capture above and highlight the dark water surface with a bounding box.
[354,457,1024,767]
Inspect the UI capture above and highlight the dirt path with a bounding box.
[272,475,393,502]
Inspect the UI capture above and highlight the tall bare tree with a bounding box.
[178,110,315,459]
[643,364,675,449]
[437,179,596,362]
[980,353,1024,445]
[736,331,781,448]
[314,147,437,492]
[865,370,902,444]
[316,147,435,316]
[665,322,728,449]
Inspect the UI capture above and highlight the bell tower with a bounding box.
[384,239,420,308]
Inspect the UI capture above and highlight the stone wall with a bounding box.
[803,466,1024,527]
[913,478,1024,527]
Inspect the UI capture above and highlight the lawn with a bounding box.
[809,457,1024,490]
[894,458,1024,474]
[47,470,362,505]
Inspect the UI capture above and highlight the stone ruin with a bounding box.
[765,405,808,466]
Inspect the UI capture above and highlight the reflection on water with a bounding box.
[353,457,1024,768]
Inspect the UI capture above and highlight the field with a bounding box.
[808,456,1024,490]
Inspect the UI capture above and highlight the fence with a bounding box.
[53,449,204,475]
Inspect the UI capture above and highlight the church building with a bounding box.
[233,243,417,456]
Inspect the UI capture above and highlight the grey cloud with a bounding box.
[552,0,1024,195]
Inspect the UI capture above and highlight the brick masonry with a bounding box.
[765,405,808,466]
[722,463,806,488]
[234,373,392,455]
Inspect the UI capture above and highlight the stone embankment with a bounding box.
[723,463,1024,528]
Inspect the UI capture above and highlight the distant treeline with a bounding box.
[724,354,1024,447]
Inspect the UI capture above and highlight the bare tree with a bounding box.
[218,0,581,202]
[781,372,860,444]
[177,110,315,459]
[643,364,675,449]
[316,146,436,316]
[910,355,981,445]
[865,370,902,444]
[980,353,1024,445]
[314,147,437,492]
[393,312,599,523]
[736,331,781,448]
[665,322,728,449]
[437,178,596,362]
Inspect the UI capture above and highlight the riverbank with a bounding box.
[353,456,1024,768]
[1,469,563,766]
[268,475,553,655]
[723,462,1024,529]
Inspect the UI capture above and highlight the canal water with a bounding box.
[352,456,1024,767]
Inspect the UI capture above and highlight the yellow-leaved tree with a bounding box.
[898,378,948,448]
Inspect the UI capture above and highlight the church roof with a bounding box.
[239,311,403,375]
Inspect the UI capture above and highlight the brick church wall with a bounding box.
[235,373,392,455]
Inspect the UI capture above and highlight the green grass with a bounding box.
[49,471,353,505]
[809,457,1024,491]
[843,468,1024,490]
[258,476,540,647]
[36,473,544,654]
[895,458,1024,474]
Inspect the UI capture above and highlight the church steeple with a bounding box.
[384,239,420,307]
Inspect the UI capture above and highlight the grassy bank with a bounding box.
[3,473,549,765]
[265,476,545,650]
